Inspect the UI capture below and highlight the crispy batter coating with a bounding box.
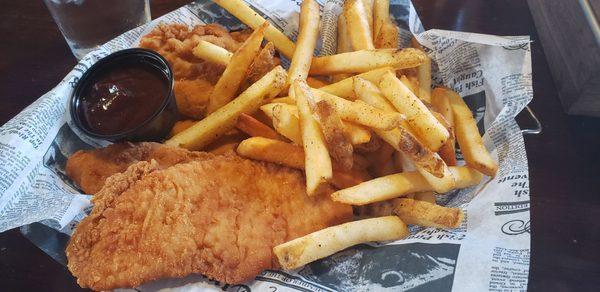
[173,79,213,119]
[66,152,352,290]
[139,24,279,119]
[65,142,211,194]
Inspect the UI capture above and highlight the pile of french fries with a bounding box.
[167,0,499,271]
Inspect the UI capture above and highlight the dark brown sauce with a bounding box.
[79,62,168,135]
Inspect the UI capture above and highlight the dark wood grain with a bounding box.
[1,0,599,291]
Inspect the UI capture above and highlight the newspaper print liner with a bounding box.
[0,0,532,291]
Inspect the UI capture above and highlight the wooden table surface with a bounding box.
[1,0,599,291]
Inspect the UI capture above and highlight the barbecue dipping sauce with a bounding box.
[78,62,168,135]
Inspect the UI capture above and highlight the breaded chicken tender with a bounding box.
[140,24,279,119]
[66,142,211,194]
[140,24,239,118]
[173,79,214,119]
[66,151,352,290]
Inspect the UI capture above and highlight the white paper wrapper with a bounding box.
[0,0,532,291]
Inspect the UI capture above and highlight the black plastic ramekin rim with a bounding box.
[69,48,174,141]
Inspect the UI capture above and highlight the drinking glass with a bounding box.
[43,0,151,59]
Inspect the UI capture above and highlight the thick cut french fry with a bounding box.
[373,0,390,41]
[353,77,446,177]
[319,67,394,99]
[213,0,295,59]
[236,137,366,189]
[431,88,455,125]
[313,89,404,130]
[262,103,371,146]
[353,76,395,110]
[396,127,447,177]
[361,0,374,35]
[166,66,287,150]
[294,81,333,195]
[307,77,329,88]
[310,48,426,75]
[235,113,282,140]
[331,166,480,205]
[449,166,484,188]
[374,21,399,49]
[312,99,354,170]
[237,136,305,169]
[412,192,437,204]
[416,160,456,193]
[269,97,295,105]
[270,104,303,145]
[399,75,419,96]
[431,87,457,166]
[446,90,498,176]
[244,42,279,89]
[399,70,420,96]
[358,192,437,217]
[431,110,457,168]
[332,171,427,205]
[394,149,455,193]
[398,148,456,193]
[207,22,267,113]
[192,40,232,66]
[343,122,371,145]
[437,135,457,166]
[410,37,432,103]
[333,14,353,83]
[274,216,409,270]
[336,14,353,54]
[344,0,375,50]
[379,71,449,151]
[417,57,432,103]
[288,0,320,89]
[260,102,298,118]
[392,198,464,228]
[431,107,451,130]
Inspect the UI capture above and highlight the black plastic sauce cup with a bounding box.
[70,48,176,142]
